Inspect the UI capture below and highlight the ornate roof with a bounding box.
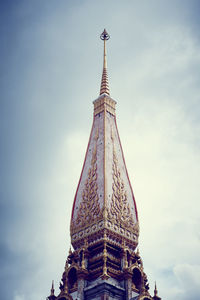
[70,30,139,251]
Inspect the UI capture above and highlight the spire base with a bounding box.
[93,94,116,116]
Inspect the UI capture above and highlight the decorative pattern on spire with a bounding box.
[109,147,135,227]
[75,129,100,227]
[107,129,136,231]
[100,29,110,95]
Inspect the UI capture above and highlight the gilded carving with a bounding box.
[75,128,100,228]
[108,129,136,232]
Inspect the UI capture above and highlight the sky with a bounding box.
[0,0,200,299]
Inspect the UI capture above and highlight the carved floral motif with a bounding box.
[75,129,100,228]
[108,128,136,231]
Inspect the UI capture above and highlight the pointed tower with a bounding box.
[47,281,56,300]
[152,283,161,300]
[48,30,161,300]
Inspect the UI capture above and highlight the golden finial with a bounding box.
[51,280,55,296]
[101,240,110,280]
[81,248,86,269]
[63,282,69,294]
[69,246,72,255]
[100,29,110,96]
[154,281,158,296]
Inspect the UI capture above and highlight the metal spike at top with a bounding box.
[51,280,55,296]
[100,29,110,96]
[154,281,158,296]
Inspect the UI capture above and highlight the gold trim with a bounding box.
[71,222,138,251]
[103,107,106,220]
[101,241,110,280]
[93,95,116,116]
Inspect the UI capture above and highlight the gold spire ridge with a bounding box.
[100,29,110,96]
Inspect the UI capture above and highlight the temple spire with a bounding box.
[100,29,110,96]
[47,280,56,300]
[153,281,161,300]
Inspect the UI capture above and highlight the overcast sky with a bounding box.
[0,1,200,300]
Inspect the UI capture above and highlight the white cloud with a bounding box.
[14,293,25,300]
[174,264,200,290]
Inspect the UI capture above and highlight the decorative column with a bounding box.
[121,247,128,270]
[124,271,133,300]
[101,232,110,280]
[77,269,88,300]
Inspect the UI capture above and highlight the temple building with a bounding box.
[47,29,161,300]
